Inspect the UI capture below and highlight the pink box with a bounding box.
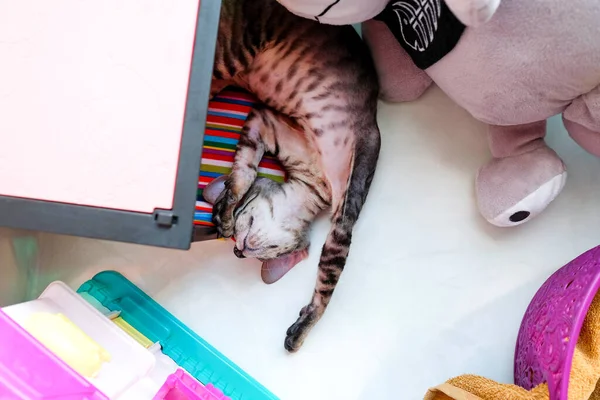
[153,368,230,400]
[0,309,107,400]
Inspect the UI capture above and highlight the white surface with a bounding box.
[0,0,200,212]
[3,281,156,398]
[20,87,600,399]
[0,229,30,306]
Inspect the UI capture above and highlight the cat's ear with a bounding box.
[261,248,309,284]
[203,175,229,204]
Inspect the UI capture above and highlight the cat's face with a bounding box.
[206,176,310,261]
[233,183,308,261]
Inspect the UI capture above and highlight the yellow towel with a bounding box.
[425,292,600,400]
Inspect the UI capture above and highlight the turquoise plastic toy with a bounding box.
[77,271,278,400]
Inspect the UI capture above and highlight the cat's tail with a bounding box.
[284,119,381,352]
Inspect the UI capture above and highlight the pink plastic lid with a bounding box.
[0,309,107,399]
[154,369,230,400]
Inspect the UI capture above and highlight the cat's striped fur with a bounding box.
[210,0,381,352]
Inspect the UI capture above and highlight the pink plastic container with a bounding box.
[0,309,107,399]
[514,245,600,400]
[153,368,230,400]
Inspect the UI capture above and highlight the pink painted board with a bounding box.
[0,0,201,212]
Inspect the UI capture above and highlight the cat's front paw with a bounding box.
[284,305,316,353]
[212,188,236,238]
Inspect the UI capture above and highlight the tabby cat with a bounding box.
[209,0,381,352]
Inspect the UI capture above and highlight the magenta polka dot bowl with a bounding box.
[514,245,600,400]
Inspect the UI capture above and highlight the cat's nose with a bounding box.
[233,247,245,259]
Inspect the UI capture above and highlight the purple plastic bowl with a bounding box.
[514,245,600,400]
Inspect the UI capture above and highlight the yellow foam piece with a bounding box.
[22,312,111,378]
[113,316,153,348]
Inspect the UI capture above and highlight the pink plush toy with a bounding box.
[362,0,600,227]
[276,0,600,227]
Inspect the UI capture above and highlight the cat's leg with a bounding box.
[212,106,285,237]
[212,107,268,237]
[211,37,251,98]
[284,119,381,352]
[210,78,232,99]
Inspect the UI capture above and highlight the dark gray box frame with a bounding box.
[0,0,222,250]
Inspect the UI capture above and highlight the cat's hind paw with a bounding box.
[284,305,317,353]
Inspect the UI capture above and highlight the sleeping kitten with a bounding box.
[209,0,381,353]
[203,110,331,285]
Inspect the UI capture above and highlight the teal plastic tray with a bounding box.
[77,271,278,400]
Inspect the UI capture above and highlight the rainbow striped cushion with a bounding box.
[194,88,286,227]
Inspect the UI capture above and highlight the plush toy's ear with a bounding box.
[445,0,500,27]
[261,248,309,284]
[203,175,229,205]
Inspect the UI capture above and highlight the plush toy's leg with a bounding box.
[362,20,433,103]
[563,86,600,157]
[476,121,567,227]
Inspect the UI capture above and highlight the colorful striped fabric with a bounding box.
[195,88,286,227]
